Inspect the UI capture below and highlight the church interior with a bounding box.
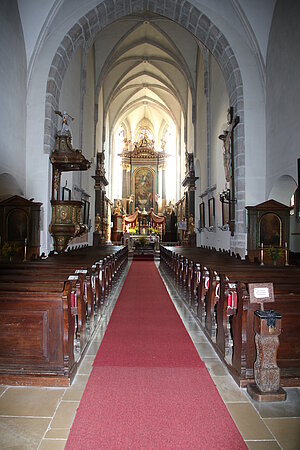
[0,1,300,448]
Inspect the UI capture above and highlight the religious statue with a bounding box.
[55,110,74,137]
[161,139,166,151]
[95,213,101,233]
[113,199,122,215]
[219,107,240,184]
[219,130,231,183]
[188,215,195,234]
[185,150,195,176]
[97,150,106,177]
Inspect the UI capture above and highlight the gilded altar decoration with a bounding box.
[118,127,168,216]
[134,168,154,211]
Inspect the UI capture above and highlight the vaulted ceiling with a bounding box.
[94,13,199,143]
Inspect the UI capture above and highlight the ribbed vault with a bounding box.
[44,0,245,251]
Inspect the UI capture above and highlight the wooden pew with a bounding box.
[160,245,300,387]
[0,245,128,386]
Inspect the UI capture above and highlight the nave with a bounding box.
[0,259,299,449]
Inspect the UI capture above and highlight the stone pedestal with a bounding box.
[247,310,286,402]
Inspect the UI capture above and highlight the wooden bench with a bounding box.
[0,245,128,386]
[160,245,300,387]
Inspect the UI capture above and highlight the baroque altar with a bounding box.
[119,133,168,214]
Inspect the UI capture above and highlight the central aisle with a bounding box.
[66,261,246,449]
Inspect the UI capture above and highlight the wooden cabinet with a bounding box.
[246,200,290,264]
[0,195,42,259]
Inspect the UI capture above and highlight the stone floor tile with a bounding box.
[203,358,229,376]
[264,418,300,450]
[0,417,49,449]
[212,375,248,402]
[226,403,273,440]
[245,441,281,450]
[86,341,101,355]
[39,439,67,449]
[194,342,217,358]
[0,387,64,417]
[44,428,70,439]
[249,387,300,418]
[62,374,89,401]
[0,386,7,397]
[50,401,80,429]
[77,355,94,375]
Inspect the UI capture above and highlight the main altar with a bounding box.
[111,130,174,242]
[119,132,168,215]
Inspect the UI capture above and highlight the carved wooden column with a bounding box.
[182,151,198,247]
[247,310,286,402]
[93,151,109,246]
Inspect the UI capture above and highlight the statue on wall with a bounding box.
[95,213,101,234]
[97,150,106,177]
[188,215,195,234]
[219,130,231,183]
[219,107,240,184]
[185,150,195,176]
[55,110,74,137]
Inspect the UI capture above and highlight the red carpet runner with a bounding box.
[66,261,246,449]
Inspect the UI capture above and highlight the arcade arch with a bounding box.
[42,0,248,254]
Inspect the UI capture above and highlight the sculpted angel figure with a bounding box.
[55,110,74,136]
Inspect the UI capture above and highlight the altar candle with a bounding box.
[285,242,289,266]
[260,242,264,266]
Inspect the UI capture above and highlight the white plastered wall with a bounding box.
[60,47,82,199]
[266,0,300,252]
[0,0,27,195]
[197,55,230,250]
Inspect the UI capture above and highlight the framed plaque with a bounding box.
[248,283,274,304]
[208,197,215,227]
[199,202,205,228]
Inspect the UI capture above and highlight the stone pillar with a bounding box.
[247,310,286,402]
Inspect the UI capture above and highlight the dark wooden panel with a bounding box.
[0,311,48,360]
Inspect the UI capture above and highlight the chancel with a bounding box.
[0,1,300,448]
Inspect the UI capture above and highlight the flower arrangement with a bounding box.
[267,246,284,264]
[137,236,148,247]
[149,227,159,235]
[1,242,20,260]
[129,227,137,235]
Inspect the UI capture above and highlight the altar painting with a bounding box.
[134,168,154,211]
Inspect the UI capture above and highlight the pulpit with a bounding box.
[49,134,90,252]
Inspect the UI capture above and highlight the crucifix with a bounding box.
[218,107,240,235]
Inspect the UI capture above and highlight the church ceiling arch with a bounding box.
[104,75,183,120]
[104,39,194,91]
[45,1,244,153]
[111,96,179,135]
[97,44,190,114]
[44,0,245,248]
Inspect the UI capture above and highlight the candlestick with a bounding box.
[260,243,264,266]
[285,243,289,266]
[23,238,27,262]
